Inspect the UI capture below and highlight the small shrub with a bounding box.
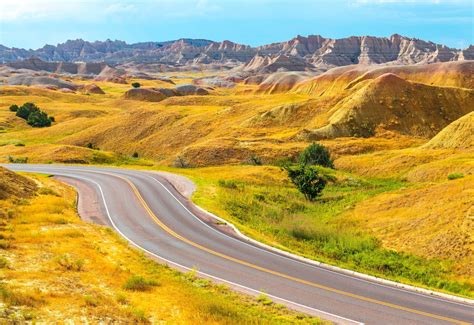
[16,102,39,120]
[299,143,334,168]
[123,275,159,291]
[38,187,59,196]
[56,254,85,271]
[49,116,55,122]
[0,256,9,268]
[127,307,148,322]
[173,155,189,168]
[447,173,464,180]
[217,179,238,189]
[0,239,11,249]
[256,293,273,305]
[84,295,98,307]
[9,104,19,112]
[7,156,28,164]
[283,164,327,201]
[116,293,129,305]
[131,82,141,88]
[14,143,25,147]
[27,110,51,127]
[132,152,139,158]
[247,155,262,166]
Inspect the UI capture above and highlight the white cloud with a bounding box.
[0,0,222,22]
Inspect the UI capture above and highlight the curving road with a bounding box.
[5,164,474,325]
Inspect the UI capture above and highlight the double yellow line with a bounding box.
[106,170,469,325]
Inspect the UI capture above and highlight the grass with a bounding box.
[447,173,464,180]
[171,165,473,297]
[123,275,159,291]
[0,170,324,323]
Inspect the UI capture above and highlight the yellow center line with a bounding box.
[98,170,469,325]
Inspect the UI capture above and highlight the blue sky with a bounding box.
[0,0,472,49]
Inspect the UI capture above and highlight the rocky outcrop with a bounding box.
[1,35,471,71]
[123,84,208,102]
[6,74,78,89]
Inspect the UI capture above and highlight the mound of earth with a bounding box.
[297,73,474,140]
[243,75,267,85]
[79,83,105,94]
[6,74,78,90]
[423,112,474,150]
[175,84,209,95]
[295,61,474,97]
[0,167,37,200]
[94,66,127,83]
[193,76,236,88]
[123,88,176,102]
[255,72,313,94]
[242,54,316,73]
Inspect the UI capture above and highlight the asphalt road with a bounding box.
[5,164,474,325]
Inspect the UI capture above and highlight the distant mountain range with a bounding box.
[1,34,473,71]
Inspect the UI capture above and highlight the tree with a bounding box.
[131,82,141,88]
[284,164,326,201]
[299,143,334,168]
[16,102,39,120]
[27,110,51,127]
[9,104,19,112]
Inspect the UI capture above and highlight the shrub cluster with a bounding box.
[10,102,54,128]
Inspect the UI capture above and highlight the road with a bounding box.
[5,164,474,324]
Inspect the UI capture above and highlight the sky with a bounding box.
[0,0,472,49]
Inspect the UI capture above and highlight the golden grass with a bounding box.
[348,175,474,281]
[0,171,324,323]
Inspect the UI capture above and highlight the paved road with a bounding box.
[5,164,474,324]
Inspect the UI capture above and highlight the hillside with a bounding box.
[423,112,474,150]
[0,61,473,167]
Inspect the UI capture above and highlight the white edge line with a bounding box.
[66,172,362,325]
[146,170,474,308]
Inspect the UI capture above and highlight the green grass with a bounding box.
[189,168,472,297]
[447,173,464,180]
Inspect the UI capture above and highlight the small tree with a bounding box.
[27,110,52,127]
[131,82,141,88]
[16,102,39,120]
[132,152,139,158]
[284,164,326,201]
[9,104,19,112]
[299,143,334,168]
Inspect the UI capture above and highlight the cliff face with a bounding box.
[1,35,471,71]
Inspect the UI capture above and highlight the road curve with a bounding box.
[5,164,474,325]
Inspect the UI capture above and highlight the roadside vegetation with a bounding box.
[172,165,473,298]
[0,167,324,323]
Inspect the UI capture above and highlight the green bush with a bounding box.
[123,275,159,291]
[447,173,464,180]
[283,165,327,201]
[131,82,141,88]
[299,143,334,168]
[16,102,39,120]
[247,155,262,166]
[218,179,238,189]
[132,152,139,158]
[27,110,52,127]
[13,102,53,128]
